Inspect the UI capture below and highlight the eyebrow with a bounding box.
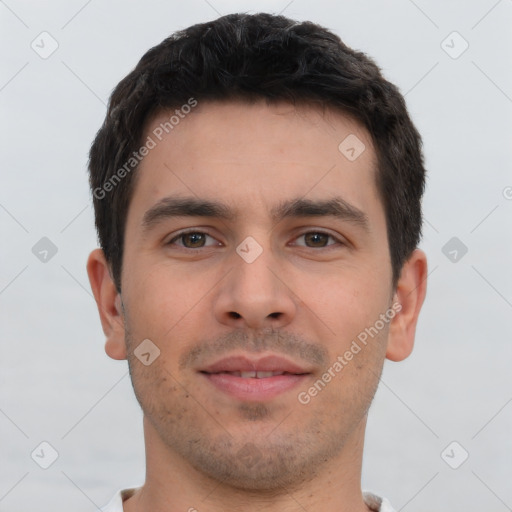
[141,195,369,232]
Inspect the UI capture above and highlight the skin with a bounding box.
[87,100,427,512]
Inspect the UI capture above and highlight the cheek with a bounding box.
[123,261,199,330]
[303,269,390,342]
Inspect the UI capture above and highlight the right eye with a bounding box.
[166,230,222,249]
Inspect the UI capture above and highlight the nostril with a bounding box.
[229,311,241,319]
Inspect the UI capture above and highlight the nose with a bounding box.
[213,244,297,331]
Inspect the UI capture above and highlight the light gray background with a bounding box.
[1,0,511,510]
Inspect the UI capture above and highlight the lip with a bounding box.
[200,354,311,374]
[199,354,312,402]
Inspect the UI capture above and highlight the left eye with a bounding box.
[293,232,339,248]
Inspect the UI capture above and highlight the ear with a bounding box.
[86,248,127,360]
[386,249,428,362]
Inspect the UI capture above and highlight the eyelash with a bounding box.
[166,229,344,250]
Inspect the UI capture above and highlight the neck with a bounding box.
[123,415,371,512]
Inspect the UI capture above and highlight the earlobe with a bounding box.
[86,248,127,360]
[386,249,428,362]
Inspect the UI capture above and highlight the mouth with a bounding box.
[199,355,312,401]
[211,370,293,378]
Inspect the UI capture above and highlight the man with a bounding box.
[87,12,427,512]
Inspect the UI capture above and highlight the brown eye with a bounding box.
[303,232,330,247]
[181,232,207,248]
[297,231,343,249]
[168,231,219,249]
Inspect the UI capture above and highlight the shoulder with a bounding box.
[101,488,138,512]
[363,490,397,512]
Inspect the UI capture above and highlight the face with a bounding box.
[90,100,424,491]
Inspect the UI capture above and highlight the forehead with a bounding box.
[129,100,382,226]
[144,99,373,165]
